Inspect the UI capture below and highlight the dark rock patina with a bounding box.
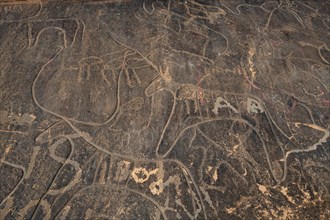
[0,0,329,219]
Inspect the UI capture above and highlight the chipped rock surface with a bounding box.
[0,0,329,219]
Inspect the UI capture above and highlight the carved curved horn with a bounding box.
[28,18,79,48]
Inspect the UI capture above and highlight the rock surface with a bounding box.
[0,0,329,219]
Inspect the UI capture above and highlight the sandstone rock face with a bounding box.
[0,0,329,219]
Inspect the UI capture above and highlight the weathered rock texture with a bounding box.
[0,0,329,219]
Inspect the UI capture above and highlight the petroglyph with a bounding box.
[212,97,239,114]
[206,166,218,182]
[1,0,329,219]
[0,111,36,126]
[149,179,164,196]
[25,146,40,179]
[18,200,51,220]
[114,160,131,183]
[131,167,158,184]
[247,97,264,114]
[0,196,13,218]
